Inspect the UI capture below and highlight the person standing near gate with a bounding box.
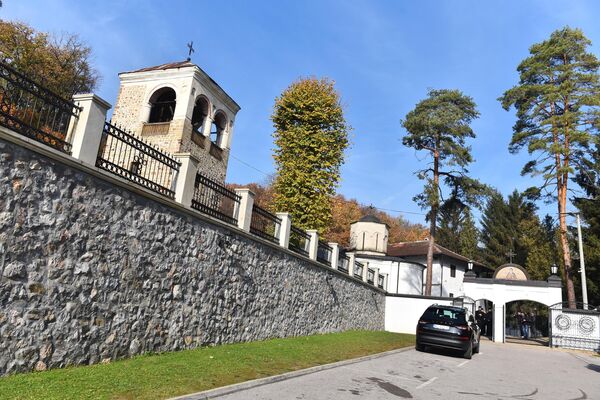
[521,311,531,339]
[516,310,526,338]
[476,307,486,335]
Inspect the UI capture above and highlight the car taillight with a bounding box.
[418,320,427,325]
[456,325,470,340]
[456,325,469,331]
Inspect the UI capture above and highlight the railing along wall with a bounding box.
[191,173,240,225]
[250,205,281,243]
[0,61,80,154]
[0,63,385,291]
[96,121,181,198]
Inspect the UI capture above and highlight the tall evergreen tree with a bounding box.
[271,77,350,234]
[402,89,488,295]
[499,27,600,308]
[436,197,479,259]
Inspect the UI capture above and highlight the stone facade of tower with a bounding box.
[350,215,389,255]
[111,61,240,183]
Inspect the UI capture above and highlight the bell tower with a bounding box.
[111,60,241,184]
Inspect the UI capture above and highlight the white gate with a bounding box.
[549,303,600,352]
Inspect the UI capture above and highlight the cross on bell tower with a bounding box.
[186,41,195,61]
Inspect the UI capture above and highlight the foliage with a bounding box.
[479,190,555,279]
[323,196,427,247]
[436,197,479,260]
[0,331,414,400]
[402,88,488,294]
[573,142,600,306]
[227,181,274,209]
[0,20,99,98]
[271,77,350,234]
[499,27,600,306]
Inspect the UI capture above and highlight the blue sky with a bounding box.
[3,0,599,225]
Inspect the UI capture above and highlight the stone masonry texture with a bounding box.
[0,137,385,376]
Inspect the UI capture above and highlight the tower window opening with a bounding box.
[148,87,176,123]
[210,112,227,147]
[192,97,209,135]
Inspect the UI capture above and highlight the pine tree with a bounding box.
[436,198,479,259]
[499,27,600,308]
[402,89,488,295]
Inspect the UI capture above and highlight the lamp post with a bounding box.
[551,263,558,276]
[560,212,588,310]
[468,260,473,271]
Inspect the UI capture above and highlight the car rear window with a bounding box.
[422,307,467,324]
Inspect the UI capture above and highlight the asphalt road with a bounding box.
[209,341,600,400]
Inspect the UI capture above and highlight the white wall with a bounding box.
[385,295,454,334]
[355,257,424,295]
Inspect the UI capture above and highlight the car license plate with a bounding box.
[433,324,449,330]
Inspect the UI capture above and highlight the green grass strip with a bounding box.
[0,330,414,400]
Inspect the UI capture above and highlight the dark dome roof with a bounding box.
[358,214,382,223]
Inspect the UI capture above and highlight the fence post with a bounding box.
[307,230,319,260]
[234,189,255,232]
[348,253,356,276]
[173,153,198,207]
[329,243,339,270]
[70,94,111,165]
[276,212,291,249]
[362,261,369,282]
[374,267,380,287]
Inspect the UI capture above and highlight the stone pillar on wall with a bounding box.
[70,94,112,165]
[276,212,291,249]
[234,188,255,232]
[307,230,319,260]
[348,253,356,276]
[173,153,199,207]
[362,261,369,282]
[374,267,380,288]
[329,243,339,270]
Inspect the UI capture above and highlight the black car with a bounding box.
[415,304,480,359]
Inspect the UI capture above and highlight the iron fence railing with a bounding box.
[0,61,80,154]
[367,268,375,285]
[191,173,240,225]
[378,274,384,289]
[354,261,364,279]
[337,252,350,274]
[316,241,332,265]
[289,225,310,256]
[250,205,281,243]
[96,121,180,198]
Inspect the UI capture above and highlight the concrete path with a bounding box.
[182,342,600,400]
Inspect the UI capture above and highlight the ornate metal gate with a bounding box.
[549,303,600,352]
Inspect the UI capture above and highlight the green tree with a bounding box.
[499,27,600,308]
[573,142,600,305]
[0,20,99,98]
[402,89,487,295]
[436,197,479,259]
[271,77,350,233]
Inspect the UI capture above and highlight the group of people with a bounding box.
[515,310,536,339]
[475,307,493,337]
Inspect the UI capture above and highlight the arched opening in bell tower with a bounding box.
[148,87,176,123]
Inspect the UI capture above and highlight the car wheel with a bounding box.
[463,342,472,359]
[473,340,480,354]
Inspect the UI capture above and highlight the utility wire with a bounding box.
[229,154,427,217]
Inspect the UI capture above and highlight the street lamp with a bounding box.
[468,260,473,271]
[551,263,558,276]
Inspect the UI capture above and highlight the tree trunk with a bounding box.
[425,151,440,296]
[558,181,577,308]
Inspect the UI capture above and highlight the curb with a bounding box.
[169,346,415,400]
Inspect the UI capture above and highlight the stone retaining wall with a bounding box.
[0,136,385,376]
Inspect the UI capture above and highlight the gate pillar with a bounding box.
[493,304,504,343]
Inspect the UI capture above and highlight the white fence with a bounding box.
[550,307,600,352]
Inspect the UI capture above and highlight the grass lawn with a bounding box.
[0,330,414,400]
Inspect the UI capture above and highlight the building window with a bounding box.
[450,265,456,278]
[148,87,176,123]
[210,112,227,147]
[191,96,209,135]
[449,293,454,298]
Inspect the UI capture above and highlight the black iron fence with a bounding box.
[367,268,375,285]
[250,205,281,243]
[316,241,332,265]
[338,252,350,273]
[192,173,240,225]
[378,274,384,289]
[289,225,310,256]
[96,121,181,198]
[0,61,80,154]
[354,261,364,279]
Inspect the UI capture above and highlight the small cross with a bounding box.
[186,41,195,61]
[506,249,516,264]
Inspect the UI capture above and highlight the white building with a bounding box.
[349,214,490,297]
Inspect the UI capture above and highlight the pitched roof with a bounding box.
[358,214,383,223]
[124,60,195,74]
[386,240,488,268]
